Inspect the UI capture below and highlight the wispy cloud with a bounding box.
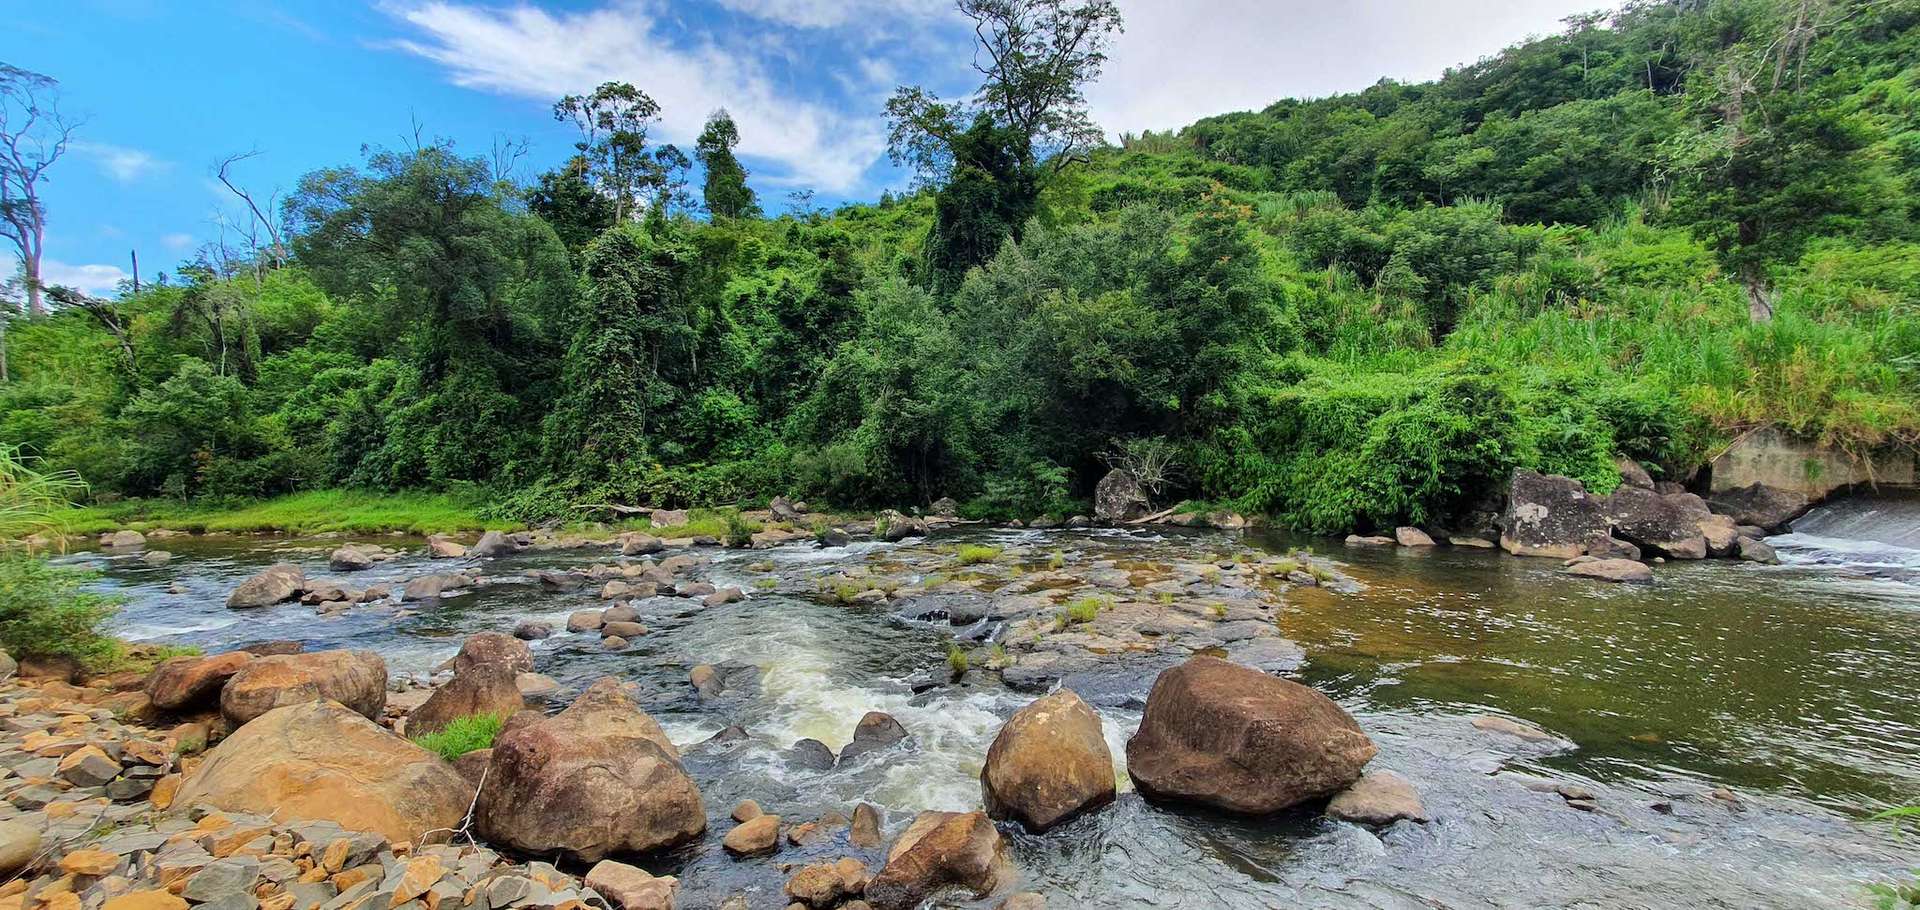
[71,141,169,184]
[711,0,946,30]
[39,259,130,296]
[161,233,195,251]
[381,0,890,191]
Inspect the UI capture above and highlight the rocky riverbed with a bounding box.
[31,514,1920,908]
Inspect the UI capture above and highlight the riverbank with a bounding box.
[44,517,1920,907]
[52,491,517,538]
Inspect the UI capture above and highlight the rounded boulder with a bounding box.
[981,689,1114,832]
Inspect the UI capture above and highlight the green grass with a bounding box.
[412,712,505,761]
[946,643,969,676]
[1054,595,1108,630]
[54,490,515,536]
[954,545,1002,566]
[1047,550,1065,570]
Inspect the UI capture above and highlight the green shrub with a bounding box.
[412,712,505,761]
[946,643,969,676]
[954,545,1001,566]
[0,557,123,670]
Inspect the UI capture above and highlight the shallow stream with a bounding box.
[63,517,1920,909]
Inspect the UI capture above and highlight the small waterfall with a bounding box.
[1770,490,1920,576]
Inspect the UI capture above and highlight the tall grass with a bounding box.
[412,712,504,761]
[0,444,85,546]
[53,489,514,536]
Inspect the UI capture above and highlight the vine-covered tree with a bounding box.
[696,110,758,219]
[886,0,1123,282]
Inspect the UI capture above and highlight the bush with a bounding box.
[0,557,122,670]
[412,712,504,761]
[954,545,1001,566]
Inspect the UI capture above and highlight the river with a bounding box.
[62,513,1920,909]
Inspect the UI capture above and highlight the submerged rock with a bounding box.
[425,534,467,558]
[476,677,705,862]
[981,690,1114,832]
[1125,656,1375,814]
[1566,558,1654,585]
[1327,770,1429,826]
[174,700,468,843]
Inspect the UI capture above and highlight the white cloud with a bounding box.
[71,141,169,184]
[1087,0,1605,137]
[161,233,195,251]
[383,0,888,191]
[712,0,946,29]
[39,260,130,296]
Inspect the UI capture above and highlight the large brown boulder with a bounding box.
[980,690,1114,832]
[226,563,306,609]
[146,651,253,711]
[407,663,526,738]
[1125,656,1375,814]
[1603,486,1709,559]
[1499,471,1608,559]
[443,632,534,676]
[172,700,469,843]
[476,677,705,862]
[220,650,387,725]
[865,811,1009,910]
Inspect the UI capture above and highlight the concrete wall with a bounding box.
[1709,427,1914,499]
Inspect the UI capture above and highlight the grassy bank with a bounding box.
[53,490,517,537]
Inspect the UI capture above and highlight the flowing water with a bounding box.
[61,510,1920,909]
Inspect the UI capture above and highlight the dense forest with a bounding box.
[4,0,1918,536]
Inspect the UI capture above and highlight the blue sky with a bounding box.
[7,0,1600,295]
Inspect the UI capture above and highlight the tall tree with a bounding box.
[885,0,1123,282]
[553,82,663,223]
[696,110,758,219]
[0,64,77,319]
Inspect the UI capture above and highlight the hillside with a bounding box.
[4,0,1917,536]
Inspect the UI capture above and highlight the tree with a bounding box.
[696,110,759,219]
[553,82,664,223]
[886,0,1123,281]
[0,64,78,319]
[529,164,616,254]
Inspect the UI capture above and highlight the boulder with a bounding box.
[329,547,375,572]
[837,711,908,764]
[447,632,534,676]
[1344,535,1395,547]
[1699,515,1740,557]
[146,651,254,711]
[1708,482,1811,531]
[584,860,677,910]
[1125,656,1376,814]
[650,509,689,529]
[1565,558,1653,585]
[469,530,519,558]
[513,621,554,641]
[929,497,959,517]
[980,690,1115,832]
[1603,486,1709,559]
[603,621,647,639]
[1583,534,1641,561]
[770,496,803,522]
[566,610,605,633]
[402,573,472,602]
[722,814,781,856]
[619,534,664,557]
[1615,456,1654,489]
[226,563,306,609]
[785,857,870,908]
[1499,471,1608,559]
[0,818,41,878]
[101,529,147,549]
[1393,527,1435,547]
[1738,537,1781,564]
[426,535,467,559]
[220,650,387,725]
[865,811,1008,910]
[174,700,468,842]
[1092,470,1148,524]
[787,739,837,770]
[408,663,526,738]
[1326,770,1428,825]
[476,677,705,862]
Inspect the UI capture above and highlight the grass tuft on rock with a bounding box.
[412,712,505,761]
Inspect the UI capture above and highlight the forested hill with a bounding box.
[4,0,1918,536]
